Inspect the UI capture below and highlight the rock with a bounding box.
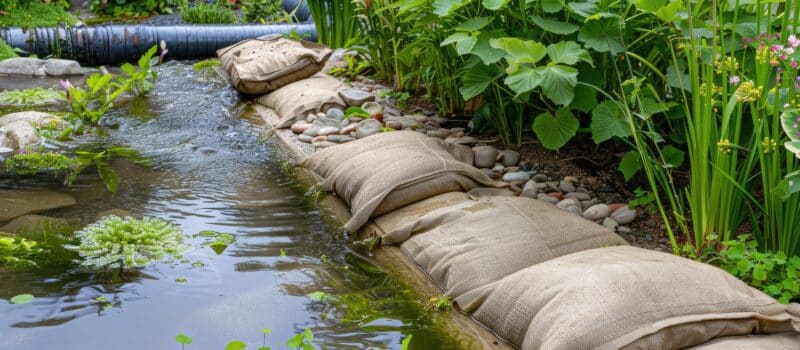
[607,203,627,211]
[316,112,326,119]
[339,88,375,106]
[618,226,633,234]
[499,150,521,166]
[0,111,62,128]
[385,120,402,130]
[610,206,637,225]
[547,192,565,201]
[327,135,355,143]
[361,102,384,116]
[383,106,402,117]
[44,59,82,76]
[348,116,364,123]
[502,171,531,183]
[311,135,328,143]
[356,119,382,139]
[450,136,478,145]
[291,122,313,134]
[473,145,498,168]
[0,121,40,152]
[314,141,338,149]
[558,181,576,193]
[557,198,581,210]
[0,215,69,236]
[340,119,350,127]
[504,166,520,173]
[532,173,549,183]
[583,204,611,221]
[312,117,341,129]
[0,189,76,221]
[522,180,537,192]
[427,130,449,139]
[563,176,579,184]
[302,127,319,137]
[492,163,505,173]
[325,107,345,121]
[564,192,591,201]
[0,147,13,155]
[340,124,357,135]
[297,134,313,143]
[576,187,590,194]
[536,193,560,205]
[565,206,583,216]
[0,57,47,76]
[97,209,132,219]
[581,199,599,208]
[316,126,340,136]
[602,217,619,231]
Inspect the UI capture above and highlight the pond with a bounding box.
[0,62,464,349]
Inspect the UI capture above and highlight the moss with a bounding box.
[4,152,79,176]
[0,2,78,28]
[0,39,17,61]
[0,88,62,107]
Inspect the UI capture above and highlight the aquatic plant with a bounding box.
[192,58,221,72]
[428,295,452,311]
[0,39,17,61]
[68,216,188,271]
[119,44,160,97]
[196,230,236,255]
[4,152,79,176]
[0,1,77,28]
[0,235,43,270]
[0,88,61,106]
[68,146,151,192]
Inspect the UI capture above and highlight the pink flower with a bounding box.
[786,47,795,55]
[729,75,741,85]
[159,40,168,64]
[771,45,784,52]
[792,61,798,68]
[60,80,72,100]
[789,35,800,48]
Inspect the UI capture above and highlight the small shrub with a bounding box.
[90,0,177,16]
[180,2,238,24]
[68,216,188,271]
[240,0,286,23]
[0,1,77,27]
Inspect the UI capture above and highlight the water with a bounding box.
[0,63,465,349]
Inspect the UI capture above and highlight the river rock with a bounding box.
[536,193,560,205]
[339,88,375,106]
[44,59,82,76]
[0,189,76,221]
[314,141,338,149]
[312,117,341,129]
[449,136,477,145]
[356,119,382,139]
[348,116,364,123]
[556,198,581,210]
[361,102,384,116]
[325,107,345,121]
[427,130,448,139]
[609,206,637,225]
[291,122,313,134]
[0,57,47,76]
[583,204,611,221]
[0,121,40,152]
[565,206,583,216]
[297,134,313,143]
[0,215,69,235]
[311,135,328,143]
[384,106,402,117]
[558,181,577,193]
[302,127,318,137]
[0,111,62,128]
[532,173,549,183]
[502,171,531,183]
[499,150,521,166]
[327,135,355,143]
[316,126,340,136]
[340,124,357,135]
[602,217,619,231]
[473,145,498,168]
[564,192,591,201]
[385,120,403,130]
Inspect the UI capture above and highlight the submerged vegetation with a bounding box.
[0,88,62,107]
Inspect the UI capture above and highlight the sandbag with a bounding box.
[217,35,332,95]
[399,196,628,298]
[688,334,800,349]
[258,74,345,128]
[300,131,504,232]
[457,245,800,350]
[364,192,472,243]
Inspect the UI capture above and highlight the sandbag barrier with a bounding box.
[229,39,800,350]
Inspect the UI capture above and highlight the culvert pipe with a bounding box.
[0,23,317,66]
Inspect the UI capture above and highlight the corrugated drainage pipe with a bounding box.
[0,23,317,66]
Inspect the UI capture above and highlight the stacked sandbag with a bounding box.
[398,195,628,298]
[257,74,345,128]
[456,245,800,350]
[300,131,505,232]
[217,35,332,95]
[688,334,800,349]
[363,192,473,243]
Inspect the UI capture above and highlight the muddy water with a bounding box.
[0,63,463,349]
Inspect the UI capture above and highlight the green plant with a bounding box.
[4,152,79,176]
[180,2,238,24]
[196,230,236,255]
[192,58,221,72]
[240,0,285,23]
[377,90,410,110]
[328,54,371,81]
[0,1,77,27]
[9,293,35,304]
[68,146,151,192]
[0,88,61,106]
[0,235,43,270]
[306,0,359,48]
[68,216,187,272]
[90,0,177,16]
[0,39,17,61]
[428,295,452,311]
[175,333,192,349]
[60,73,130,132]
[711,235,800,304]
[120,45,161,96]
[286,328,315,350]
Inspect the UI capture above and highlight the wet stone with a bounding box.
[339,88,375,106]
[610,206,637,225]
[583,204,611,221]
[0,189,76,221]
[532,173,549,183]
[297,134,313,143]
[500,150,521,167]
[326,107,345,121]
[502,171,531,183]
[558,181,576,193]
[564,192,591,201]
[327,135,355,143]
[356,119,382,139]
[473,145,498,168]
[536,193,560,205]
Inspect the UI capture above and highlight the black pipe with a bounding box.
[0,23,317,66]
[283,0,311,22]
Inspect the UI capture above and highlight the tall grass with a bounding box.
[306,0,359,48]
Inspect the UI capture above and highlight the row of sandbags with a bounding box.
[217,35,346,127]
[297,131,800,349]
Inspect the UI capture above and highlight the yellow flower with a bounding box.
[714,56,739,74]
[717,139,733,154]
[698,82,722,97]
[756,46,770,64]
[762,137,778,153]
[735,81,763,103]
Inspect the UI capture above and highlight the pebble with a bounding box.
[473,145,498,168]
[327,135,355,143]
[297,134,313,143]
[316,126,340,136]
[385,120,403,130]
[536,193,560,205]
[583,204,611,221]
[326,107,345,121]
[314,141,338,148]
[502,171,531,183]
[340,125,357,135]
[291,122,313,134]
[427,130,449,139]
[504,166,520,173]
[362,102,384,116]
[492,163,505,173]
[607,203,627,211]
[303,128,318,137]
[500,150,521,166]
[609,206,637,225]
[356,119,382,138]
[532,174,549,183]
[565,206,583,216]
[564,192,591,201]
[558,181,576,193]
[618,226,633,234]
[581,199,599,208]
[348,116,364,123]
[311,135,328,143]
[450,136,478,145]
[602,217,619,231]
[557,198,581,210]
[546,192,565,200]
[563,176,579,183]
[339,88,375,106]
[384,106,402,117]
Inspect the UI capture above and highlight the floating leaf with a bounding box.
[261,328,273,335]
[532,108,579,150]
[307,291,328,302]
[10,294,34,305]
[175,334,193,345]
[226,340,247,350]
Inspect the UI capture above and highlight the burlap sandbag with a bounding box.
[398,196,628,298]
[217,35,332,95]
[364,192,472,243]
[300,131,505,232]
[457,245,800,350]
[257,74,345,128]
[688,334,800,349]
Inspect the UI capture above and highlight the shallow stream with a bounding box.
[0,63,461,349]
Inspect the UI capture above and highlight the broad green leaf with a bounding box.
[783,278,799,293]
[398,0,429,14]
[570,84,598,112]
[661,145,685,168]
[459,64,501,100]
[578,15,626,53]
[779,170,800,195]
[433,0,471,16]
[546,41,593,66]
[503,66,544,95]
[781,112,800,141]
[490,37,546,64]
[635,0,665,12]
[619,151,643,181]
[666,63,691,92]
[455,17,491,31]
[655,1,681,22]
[535,65,578,106]
[541,0,564,13]
[442,33,478,56]
[532,108,579,150]
[470,31,506,64]
[786,141,800,159]
[752,266,767,281]
[591,101,631,143]
[96,162,118,193]
[401,335,413,350]
[226,340,247,350]
[529,15,579,34]
[568,1,600,17]
[10,294,34,305]
[344,106,369,119]
[441,32,470,46]
[261,328,273,335]
[175,334,193,345]
[482,0,510,10]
